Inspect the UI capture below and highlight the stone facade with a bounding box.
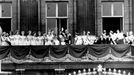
[40,0,74,34]
[96,0,132,35]
[1,0,133,35]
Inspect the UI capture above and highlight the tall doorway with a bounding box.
[0,18,11,33]
[57,18,67,32]
[46,18,67,35]
[101,2,124,35]
[103,17,123,34]
[46,2,68,35]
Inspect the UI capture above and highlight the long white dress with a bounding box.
[31,36,37,45]
[27,35,33,45]
[82,35,89,45]
[75,36,83,45]
[126,35,134,44]
[45,35,53,45]
[111,33,117,41]
[37,36,44,45]
[19,35,27,45]
[53,39,60,45]
[9,35,15,45]
[14,35,21,45]
[116,32,124,40]
[87,35,96,45]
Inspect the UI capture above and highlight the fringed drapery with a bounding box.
[0,45,132,61]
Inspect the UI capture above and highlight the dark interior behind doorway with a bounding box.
[103,17,123,34]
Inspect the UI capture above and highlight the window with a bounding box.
[0,3,12,18]
[113,3,123,16]
[46,2,68,34]
[102,2,124,33]
[58,3,67,17]
[102,2,124,17]
[102,3,112,16]
[47,18,57,32]
[47,3,56,17]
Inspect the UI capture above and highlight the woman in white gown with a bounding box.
[110,31,117,45]
[19,31,27,45]
[0,26,10,46]
[1,32,10,45]
[9,31,15,45]
[45,31,53,45]
[27,30,33,45]
[37,31,44,45]
[14,30,21,45]
[82,31,89,45]
[53,35,60,45]
[74,35,83,45]
[1,32,7,41]
[31,32,37,45]
[126,31,134,44]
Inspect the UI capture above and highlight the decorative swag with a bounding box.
[0,45,132,60]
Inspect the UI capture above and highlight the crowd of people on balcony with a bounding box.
[74,30,134,45]
[1,28,72,46]
[94,30,134,45]
[1,27,134,46]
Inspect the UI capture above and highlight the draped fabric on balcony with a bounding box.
[31,46,49,58]
[0,46,10,59]
[110,45,131,58]
[10,46,30,60]
[0,45,133,60]
[68,45,88,58]
[50,45,68,58]
[88,45,110,58]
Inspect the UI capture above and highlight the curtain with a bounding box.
[31,46,49,58]
[69,45,88,58]
[0,45,132,60]
[88,45,110,58]
[110,45,130,57]
[0,46,10,59]
[50,45,68,58]
[10,46,30,60]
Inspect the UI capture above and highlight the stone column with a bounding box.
[68,0,73,34]
[128,0,132,31]
[72,0,77,37]
[124,0,129,32]
[97,0,102,36]
[38,0,41,31]
[41,0,46,33]
[11,0,18,32]
[17,0,20,31]
[95,0,97,35]
[70,0,77,43]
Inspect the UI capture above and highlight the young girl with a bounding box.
[14,30,21,45]
[37,31,44,45]
[19,31,27,45]
[46,30,53,45]
[31,32,37,45]
[27,31,33,45]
